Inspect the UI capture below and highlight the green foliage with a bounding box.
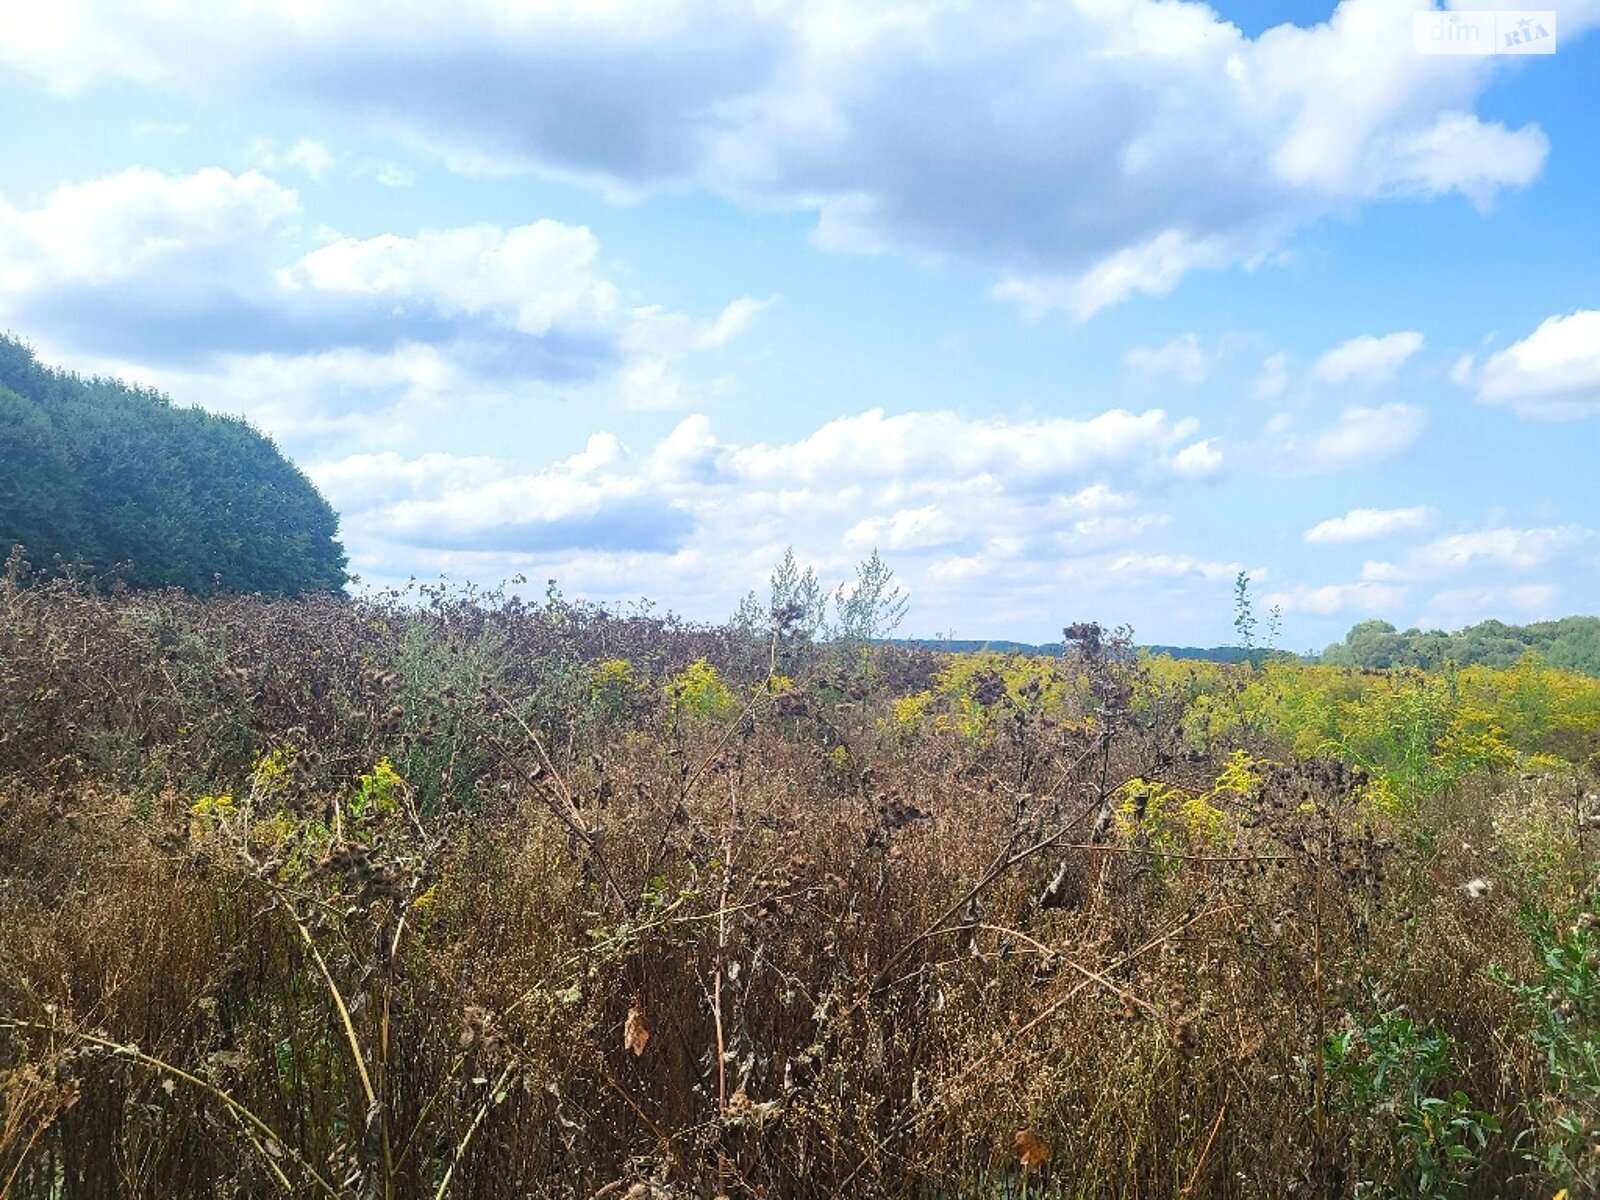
[1324,616,1600,677]
[9,579,1600,1197]
[1324,672,1483,813]
[1323,995,1501,1199]
[588,657,642,721]
[734,547,831,677]
[0,333,346,595]
[769,547,828,642]
[1233,570,1258,651]
[1113,753,1247,851]
[1458,658,1600,768]
[0,382,96,567]
[664,657,737,720]
[1161,656,1599,812]
[350,757,403,826]
[894,649,1078,740]
[833,548,908,644]
[1494,901,1600,1195]
[385,612,510,811]
[734,547,911,685]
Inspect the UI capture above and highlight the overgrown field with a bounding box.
[2,566,1598,1198]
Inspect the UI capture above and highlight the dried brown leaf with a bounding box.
[1014,1128,1051,1172]
[624,1002,651,1057]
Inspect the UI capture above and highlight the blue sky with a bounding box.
[1,1,1596,649]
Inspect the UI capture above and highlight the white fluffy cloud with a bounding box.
[0,165,770,429]
[1263,403,1428,475]
[1263,581,1411,617]
[1303,506,1437,544]
[1312,331,1425,386]
[310,404,1221,615]
[249,137,338,182]
[0,166,301,298]
[287,221,625,334]
[1261,524,1593,623]
[1468,309,1600,419]
[654,406,1223,491]
[1421,583,1561,625]
[0,0,1575,318]
[309,450,506,512]
[1107,553,1244,584]
[1410,525,1594,574]
[844,507,965,554]
[1352,525,1595,586]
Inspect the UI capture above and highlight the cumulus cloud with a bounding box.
[1263,403,1427,475]
[844,507,964,554]
[1107,553,1244,583]
[314,433,696,555]
[1409,525,1594,574]
[1303,506,1437,544]
[1470,309,1600,419]
[1421,583,1561,625]
[1360,560,1408,583]
[1311,331,1424,386]
[0,165,770,427]
[1263,580,1411,617]
[705,407,1223,491]
[0,166,300,302]
[309,450,505,512]
[1345,525,1597,586]
[1262,525,1591,624]
[287,221,624,336]
[249,137,338,182]
[0,0,1574,318]
[313,404,1219,618]
[994,234,1239,321]
[1172,439,1225,479]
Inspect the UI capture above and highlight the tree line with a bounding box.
[1321,616,1600,676]
[0,334,346,595]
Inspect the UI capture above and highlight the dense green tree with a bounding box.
[1323,615,1600,677]
[0,334,347,594]
[0,384,96,567]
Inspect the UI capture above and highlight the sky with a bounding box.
[1,0,1596,651]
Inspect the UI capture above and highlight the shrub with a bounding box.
[663,657,737,720]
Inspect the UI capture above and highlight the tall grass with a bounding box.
[1,567,1595,1197]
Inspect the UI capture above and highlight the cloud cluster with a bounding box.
[1262,581,1410,618]
[1270,523,1595,621]
[0,167,304,359]
[0,165,770,429]
[1303,506,1437,544]
[0,0,1576,317]
[307,404,1228,623]
[1357,526,1597,589]
[1262,403,1428,476]
[317,404,1220,544]
[1405,525,1593,575]
[1465,310,1600,419]
[1311,331,1424,387]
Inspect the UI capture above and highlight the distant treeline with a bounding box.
[1321,617,1600,676]
[898,620,1600,677]
[0,334,347,595]
[893,637,1271,663]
